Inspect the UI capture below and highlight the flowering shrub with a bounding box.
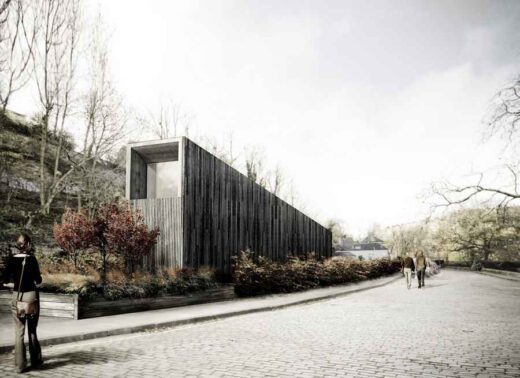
[232,252,401,297]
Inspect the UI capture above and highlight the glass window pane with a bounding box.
[147,161,180,198]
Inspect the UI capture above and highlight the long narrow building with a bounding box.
[126,137,332,274]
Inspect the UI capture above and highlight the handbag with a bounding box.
[15,256,38,319]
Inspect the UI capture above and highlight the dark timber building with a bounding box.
[126,137,332,274]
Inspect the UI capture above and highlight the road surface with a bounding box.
[0,270,518,377]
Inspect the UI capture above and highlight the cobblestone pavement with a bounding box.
[0,270,519,377]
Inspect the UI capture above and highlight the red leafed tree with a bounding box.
[53,209,96,269]
[53,200,160,284]
[98,201,160,274]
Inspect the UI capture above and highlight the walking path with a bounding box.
[0,273,400,353]
[1,269,518,377]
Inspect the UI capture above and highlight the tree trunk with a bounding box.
[39,114,49,215]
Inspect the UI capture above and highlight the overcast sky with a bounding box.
[12,0,520,236]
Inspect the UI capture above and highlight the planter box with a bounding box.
[0,291,78,319]
[0,286,235,320]
[79,286,235,318]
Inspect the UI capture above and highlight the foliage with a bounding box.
[232,251,401,297]
[39,273,99,297]
[35,248,103,276]
[98,201,160,272]
[99,268,218,300]
[434,207,520,262]
[53,209,96,268]
[325,218,346,250]
[35,266,218,300]
[384,222,434,258]
[52,200,160,284]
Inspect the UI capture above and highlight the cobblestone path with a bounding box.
[0,270,519,377]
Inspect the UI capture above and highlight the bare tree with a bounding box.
[195,132,239,167]
[74,11,127,214]
[324,218,346,250]
[0,0,11,16]
[244,145,267,187]
[23,0,82,215]
[431,165,520,210]
[141,98,192,140]
[0,0,35,111]
[486,76,520,143]
[266,164,285,196]
[283,179,299,207]
[0,1,13,52]
[384,222,432,258]
[432,77,520,210]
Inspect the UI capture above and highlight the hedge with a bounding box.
[232,252,401,297]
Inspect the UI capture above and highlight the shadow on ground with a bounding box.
[423,282,448,288]
[26,348,133,372]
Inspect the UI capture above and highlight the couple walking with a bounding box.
[401,251,427,289]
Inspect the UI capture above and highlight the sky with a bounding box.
[10,0,520,237]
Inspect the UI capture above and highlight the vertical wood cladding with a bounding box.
[182,138,332,273]
[131,197,183,271]
[129,149,147,200]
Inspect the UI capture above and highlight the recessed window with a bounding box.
[147,161,181,198]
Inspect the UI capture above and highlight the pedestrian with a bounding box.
[416,250,427,289]
[1,233,43,373]
[401,253,415,289]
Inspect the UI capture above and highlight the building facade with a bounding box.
[126,137,332,273]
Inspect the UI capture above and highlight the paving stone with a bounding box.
[0,270,519,377]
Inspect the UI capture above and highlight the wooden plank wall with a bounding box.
[131,197,183,271]
[130,149,147,200]
[182,138,332,274]
[0,292,78,319]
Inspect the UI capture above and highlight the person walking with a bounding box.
[416,250,427,289]
[1,233,43,373]
[401,253,415,289]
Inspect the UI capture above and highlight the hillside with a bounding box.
[0,110,124,246]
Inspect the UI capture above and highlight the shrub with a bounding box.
[53,209,96,269]
[36,266,219,301]
[98,201,160,274]
[52,200,160,285]
[39,273,99,297]
[36,248,105,277]
[232,252,401,297]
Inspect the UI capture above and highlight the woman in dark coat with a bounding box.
[1,233,43,373]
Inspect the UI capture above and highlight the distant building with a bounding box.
[335,234,390,260]
[332,250,357,259]
[337,235,355,251]
[350,249,390,260]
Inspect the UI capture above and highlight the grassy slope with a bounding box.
[0,111,83,245]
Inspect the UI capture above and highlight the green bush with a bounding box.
[232,252,401,297]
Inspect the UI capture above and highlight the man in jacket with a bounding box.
[402,253,415,289]
[416,251,427,288]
